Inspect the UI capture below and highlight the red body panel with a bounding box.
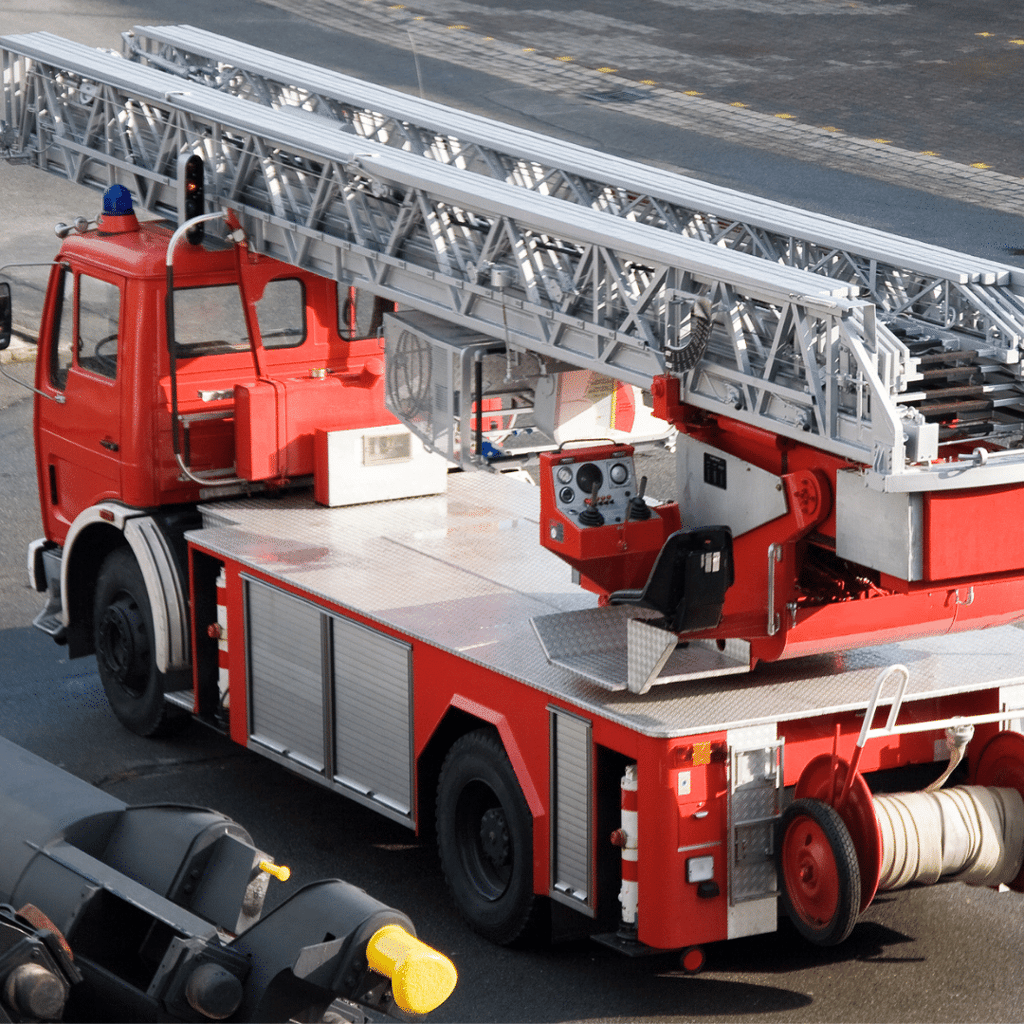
[634,733,729,949]
[235,369,393,481]
[923,485,1024,580]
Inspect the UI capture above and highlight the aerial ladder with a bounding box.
[4,29,1024,957]
[7,29,1024,487]
[122,24,1024,353]
[118,23,1024,463]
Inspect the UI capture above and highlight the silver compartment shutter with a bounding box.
[247,579,325,771]
[549,707,593,912]
[332,615,413,815]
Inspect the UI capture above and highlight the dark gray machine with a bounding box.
[0,737,454,1022]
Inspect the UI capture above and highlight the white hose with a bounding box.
[923,724,974,793]
[875,786,1024,891]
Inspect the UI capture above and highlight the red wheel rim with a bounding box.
[781,813,841,928]
[796,753,881,911]
[680,946,705,973]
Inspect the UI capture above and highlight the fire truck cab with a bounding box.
[26,186,395,732]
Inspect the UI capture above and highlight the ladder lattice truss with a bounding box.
[5,29,1024,491]
[124,25,1024,351]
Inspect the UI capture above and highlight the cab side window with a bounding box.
[49,268,74,391]
[77,276,121,379]
[50,271,122,387]
[255,278,305,349]
[173,285,250,356]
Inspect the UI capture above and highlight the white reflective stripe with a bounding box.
[618,880,638,925]
[620,809,638,859]
[618,764,639,926]
[216,566,229,704]
[124,516,189,673]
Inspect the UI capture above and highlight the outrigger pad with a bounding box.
[608,526,734,633]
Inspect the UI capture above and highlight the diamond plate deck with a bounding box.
[190,472,1024,739]
[531,606,751,693]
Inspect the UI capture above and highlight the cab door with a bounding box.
[36,266,124,540]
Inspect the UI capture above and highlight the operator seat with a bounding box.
[608,526,734,633]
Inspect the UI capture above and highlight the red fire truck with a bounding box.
[3,27,1024,964]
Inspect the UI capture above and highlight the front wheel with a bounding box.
[93,547,185,738]
[436,729,546,946]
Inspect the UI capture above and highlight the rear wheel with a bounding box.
[436,729,545,946]
[93,547,184,738]
[777,798,861,946]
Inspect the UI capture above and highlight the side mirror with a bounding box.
[0,282,11,351]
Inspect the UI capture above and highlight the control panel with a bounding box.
[546,445,646,527]
[539,441,680,595]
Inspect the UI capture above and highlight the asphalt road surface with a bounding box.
[1,1,1024,1021]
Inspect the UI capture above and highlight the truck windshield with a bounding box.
[173,279,305,356]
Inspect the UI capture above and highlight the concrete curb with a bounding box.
[0,337,37,364]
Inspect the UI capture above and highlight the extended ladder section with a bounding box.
[123,25,1024,338]
[121,24,1024,482]
[4,30,1024,491]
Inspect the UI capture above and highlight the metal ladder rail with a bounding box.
[9,33,1024,491]
[123,23,1010,287]
[124,24,1024,354]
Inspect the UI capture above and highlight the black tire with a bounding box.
[436,729,546,946]
[776,798,861,947]
[93,547,185,738]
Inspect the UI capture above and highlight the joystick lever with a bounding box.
[579,480,606,527]
[628,475,653,521]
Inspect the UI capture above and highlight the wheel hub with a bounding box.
[97,597,147,692]
[479,807,510,867]
[784,818,840,925]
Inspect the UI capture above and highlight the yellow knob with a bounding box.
[258,859,291,882]
[366,924,457,1015]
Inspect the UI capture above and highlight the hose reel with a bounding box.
[778,665,1024,946]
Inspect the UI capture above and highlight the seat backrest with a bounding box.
[612,526,733,632]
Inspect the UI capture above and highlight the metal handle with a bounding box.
[767,543,783,635]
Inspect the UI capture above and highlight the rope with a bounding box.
[875,786,1024,891]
